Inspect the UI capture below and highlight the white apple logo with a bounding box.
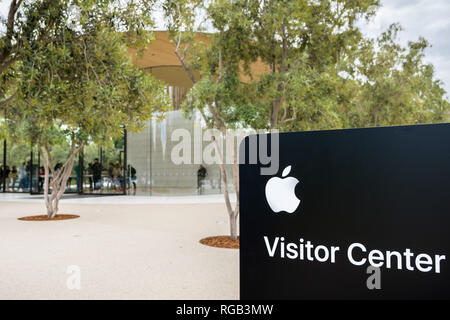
[265,165,300,213]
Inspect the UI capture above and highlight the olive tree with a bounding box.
[2,0,170,217]
[163,0,278,240]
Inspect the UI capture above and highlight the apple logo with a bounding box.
[265,165,301,213]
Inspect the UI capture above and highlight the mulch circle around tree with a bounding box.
[18,214,80,221]
[200,236,240,249]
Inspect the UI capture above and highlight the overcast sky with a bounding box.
[1,0,449,95]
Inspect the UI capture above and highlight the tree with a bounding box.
[0,0,155,107]
[163,0,259,240]
[344,24,450,128]
[245,0,380,130]
[2,1,170,218]
[282,23,450,131]
[162,0,381,240]
[163,0,449,242]
[244,3,449,132]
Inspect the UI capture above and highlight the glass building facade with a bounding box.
[127,110,235,196]
[1,31,259,197]
[0,137,125,195]
[1,110,236,196]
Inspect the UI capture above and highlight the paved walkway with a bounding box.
[0,192,237,204]
[0,195,239,299]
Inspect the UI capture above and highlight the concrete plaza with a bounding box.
[0,193,238,299]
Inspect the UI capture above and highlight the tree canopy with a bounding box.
[163,0,449,133]
[0,0,170,217]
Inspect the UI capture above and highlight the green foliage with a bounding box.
[166,0,449,133]
[341,24,450,128]
[1,0,171,149]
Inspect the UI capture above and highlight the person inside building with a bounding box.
[86,162,94,191]
[39,166,45,191]
[92,158,103,192]
[4,165,10,191]
[127,164,137,194]
[107,162,115,189]
[197,164,207,194]
[18,162,28,192]
[112,163,122,191]
[10,166,18,191]
[26,160,32,190]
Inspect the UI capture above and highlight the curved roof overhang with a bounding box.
[128,31,269,88]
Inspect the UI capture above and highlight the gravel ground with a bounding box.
[0,200,239,300]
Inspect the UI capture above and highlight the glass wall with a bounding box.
[127,110,236,196]
[1,133,126,195]
[0,140,31,193]
[81,134,125,195]
[1,111,238,197]
[6,142,31,192]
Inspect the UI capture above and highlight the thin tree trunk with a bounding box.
[228,132,239,240]
[213,132,239,241]
[173,37,239,240]
[38,141,84,218]
[229,214,238,241]
[270,99,282,130]
[374,107,380,127]
[270,22,288,130]
[38,146,54,217]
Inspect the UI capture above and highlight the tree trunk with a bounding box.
[218,160,238,240]
[270,22,288,130]
[173,38,239,240]
[229,213,238,241]
[213,132,239,241]
[373,104,382,127]
[270,99,282,130]
[229,131,240,241]
[38,141,84,218]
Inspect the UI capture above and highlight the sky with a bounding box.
[1,0,450,95]
[359,0,450,96]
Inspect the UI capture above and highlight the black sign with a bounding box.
[239,124,450,299]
